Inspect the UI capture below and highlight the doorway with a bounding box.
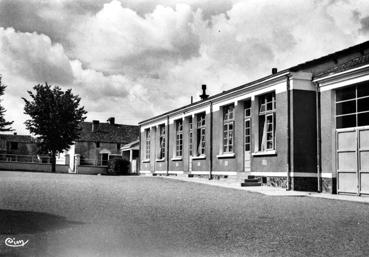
[244,100,251,172]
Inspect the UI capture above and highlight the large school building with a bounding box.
[139,41,369,195]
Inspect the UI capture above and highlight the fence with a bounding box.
[0,154,51,163]
[0,154,110,175]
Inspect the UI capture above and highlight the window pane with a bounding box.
[267,141,273,149]
[245,109,251,117]
[336,114,356,128]
[245,144,250,151]
[260,104,265,113]
[265,94,272,102]
[358,97,369,112]
[267,133,273,140]
[358,85,369,98]
[336,100,356,115]
[358,112,369,126]
[336,86,356,101]
[267,102,273,111]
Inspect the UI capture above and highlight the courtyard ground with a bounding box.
[0,171,369,257]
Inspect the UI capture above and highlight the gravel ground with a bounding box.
[1,171,369,257]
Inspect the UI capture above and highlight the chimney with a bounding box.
[199,84,209,100]
[92,120,99,132]
[272,68,278,75]
[191,96,193,104]
[107,117,115,125]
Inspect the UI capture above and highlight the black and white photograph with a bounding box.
[1,0,369,256]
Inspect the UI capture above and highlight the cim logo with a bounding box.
[4,237,29,248]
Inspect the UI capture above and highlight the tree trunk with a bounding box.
[51,151,56,173]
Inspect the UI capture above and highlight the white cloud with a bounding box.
[69,1,200,75]
[0,27,73,85]
[0,0,369,134]
[0,28,153,133]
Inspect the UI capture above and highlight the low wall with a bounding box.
[0,161,69,173]
[77,165,106,175]
[0,161,106,175]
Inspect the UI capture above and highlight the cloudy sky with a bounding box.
[0,0,368,134]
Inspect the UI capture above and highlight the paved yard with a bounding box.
[0,171,369,257]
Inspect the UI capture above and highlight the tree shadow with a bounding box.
[0,209,83,235]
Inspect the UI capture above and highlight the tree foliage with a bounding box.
[23,83,87,172]
[0,76,14,132]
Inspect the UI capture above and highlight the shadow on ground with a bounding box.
[0,209,83,235]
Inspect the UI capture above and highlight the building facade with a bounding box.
[139,41,369,194]
[71,117,139,167]
[0,133,38,160]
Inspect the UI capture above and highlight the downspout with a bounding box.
[286,74,292,191]
[315,82,322,192]
[153,126,155,174]
[138,125,141,174]
[166,115,170,176]
[209,101,213,180]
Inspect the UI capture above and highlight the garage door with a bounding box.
[359,128,369,194]
[336,83,369,195]
[337,127,369,195]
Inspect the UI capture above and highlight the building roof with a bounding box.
[77,121,139,144]
[121,139,139,151]
[289,40,369,74]
[139,40,369,125]
[0,134,35,143]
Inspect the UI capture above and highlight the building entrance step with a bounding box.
[241,176,263,187]
[241,181,262,187]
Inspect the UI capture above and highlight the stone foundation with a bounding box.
[322,177,337,194]
[266,176,288,188]
[265,176,320,192]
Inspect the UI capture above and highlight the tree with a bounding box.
[0,76,14,132]
[23,83,87,172]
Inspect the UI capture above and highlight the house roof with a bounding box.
[0,134,35,143]
[139,40,369,125]
[77,122,139,144]
[121,139,139,151]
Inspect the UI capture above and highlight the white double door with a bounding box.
[337,127,369,195]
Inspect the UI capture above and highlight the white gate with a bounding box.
[337,127,369,195]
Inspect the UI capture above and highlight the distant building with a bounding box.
[0,133,38,161]
[64,117,139,170]
[139,40,369,195]
[121,139,139,173]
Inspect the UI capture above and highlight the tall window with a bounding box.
[244,100,251,152]
[259,92,276,151]
[197,113,206,155]
[175,120,183,156]
[159,125,166,159]
[189,117,193,156]
[336,83,369,128]
[223,105,235,153]
[145,129,150,159]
